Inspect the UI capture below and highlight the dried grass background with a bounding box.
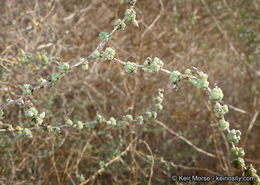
[0,0,260,184]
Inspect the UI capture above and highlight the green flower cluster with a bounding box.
[170,71,182,83]
[189,71,209,89]
[232,157,245,169]
[107,117,117,126]
[25,107,45,127]
[22,84,32,96]
[136,116,144,125]
[123,61,137,73]
[0,109,4,117]
[209,87,224,101]
[244,165,260,185]
[114,19,126,31]
[219,119,229,131]
[126,0,135,5]
[92,50,101,59]
[214,102,228,118]
[99,32,110,42]
[66,119,73,127]
[81,59,89,71]
[59,62,70,73]
[22,128,33,139]
[51,73,60,83]
[125,9,138,27]
[143,57,164,73]
[102,47,115,61]
[95,114,106,123]
[124,115,133,122]
[227,129,241,144]
[231,147,245,158]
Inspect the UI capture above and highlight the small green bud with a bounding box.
[39,112,46,119]
[0,109,4,116]
[123,61,137,73]
[102,47,115,61]
[46,125,53,133]
[209,87,224,101]
[51,73,60,83]
[231,147,245,158]
[15,126,23,134]
[55,127,61,134]
[59,63,70,73]
[99,32,110,42]
[143,57,163,73]
[227,129,241,144]
[145,112,152,119]
[125,9,136,22]
[196,79,209,89]
[25,107,38,118]
[184,69,191,75]
[38,78,47,83]
[19,49,26,57]
[114,19,126,31]
[137,116,144,125]
[77,174,85,183]
[170,71,182,83]
[82,60,89,71]
[22,84,32,96]
[66,119,73,127]
[126,0,135,5]
[214,102,228,118]
[95,114,106,123]
[76,121,83,130]
[41,54,49,64]
[36,117,43,125]
[219,119,229,131]
[91,50,101,59]
[155,103,163,111]
[22,128,33,139]
[198,71,208,80]
[151,111,157,118]
[107,117,117,126]
[124,115,133,122]
[155,97,163,104]
[232,157,245,169]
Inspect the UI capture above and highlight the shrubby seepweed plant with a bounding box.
[0,0,259,184]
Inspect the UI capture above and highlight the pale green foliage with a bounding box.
[231,147,245,158]
[95,114,106,123]
[59,63,70,73]
[124,115,133,122]
[136,116,144,125]
[114,19,126,31]
[219,119,229,131]
[51,73,60,83]
[22,128,33,139]
[92,50,101,59]
[102,47,115,61]
[228,129,241,144]
[214,102,229,118]
[66,119,73,127]
[170,70,181,83]
[209,87,224,101]
[99,32,110,42]
[143,57,164,73]
[125,9,136,22]
[22,84,32,96]
[82,60,89,71]
[123,61,137,73]
[107,117,117,126]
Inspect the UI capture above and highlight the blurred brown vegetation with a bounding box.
[0,0,260,184]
